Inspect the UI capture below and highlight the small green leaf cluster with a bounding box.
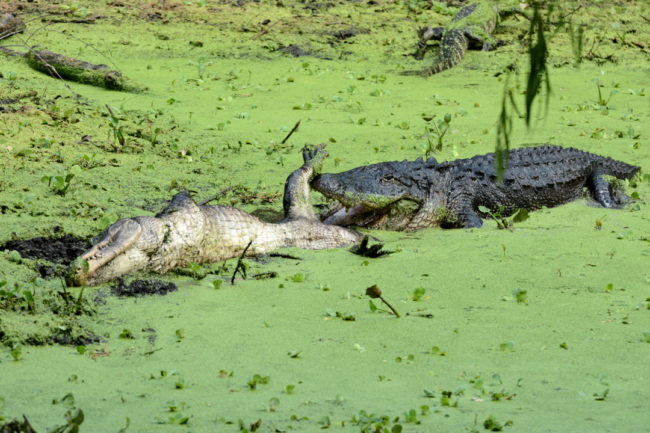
[477,205,529,230]
[247,374,271,390]
[421,112,452,158]
[41,173,75,196]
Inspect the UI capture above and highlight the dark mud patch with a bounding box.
[327,27,370,40]
[303,2,335,12]
[0,314,103,347]
[134,196,169,213]
[111,278,178,297]
[0,231,90,265]
[143,11,166,22]
[279,44,313,57]
[48,330,103,346]
[34,262,66,279]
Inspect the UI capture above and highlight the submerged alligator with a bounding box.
[71,145,362,286]
[413,1,523,75]
[311,145,640,230]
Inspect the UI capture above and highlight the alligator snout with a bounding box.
[311,174,341,197]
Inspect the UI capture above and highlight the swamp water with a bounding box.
[0,1,648,432]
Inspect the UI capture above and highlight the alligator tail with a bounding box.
[595,154,640,180]
[425,58,456,76]
[425,29,467,76]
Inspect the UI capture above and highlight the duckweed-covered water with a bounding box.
[0,1,648,432]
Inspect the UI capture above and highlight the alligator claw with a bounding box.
[302,143,328,174]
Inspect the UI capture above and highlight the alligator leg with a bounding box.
[283,144,328,220]
[281,144,364,249]
[157,190,201,216]
[465,28,496,51]
[80,219,142,276]
[414,26,444,60]
[458,206,483,228]
[447,189,483,228]
[589,171,617,208]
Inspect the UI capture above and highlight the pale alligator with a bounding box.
[70,145,363,286]
[311,145,640,230]
[413,1,523,75]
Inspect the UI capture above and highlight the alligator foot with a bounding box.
[590,172,620,208]
[413,26,444,60]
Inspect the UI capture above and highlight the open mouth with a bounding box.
[312,175,396,227]
[319,199,420,230]
[321,203,389,227]
[311,174,422,230]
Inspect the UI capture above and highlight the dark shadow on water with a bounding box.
[111,278,178,297]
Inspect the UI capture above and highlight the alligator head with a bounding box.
[68,191,207,286]
[68,217,161,286]
[311,158,435,230]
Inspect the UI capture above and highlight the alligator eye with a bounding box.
[381,175,395,182]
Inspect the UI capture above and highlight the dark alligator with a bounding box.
[311,145,640,230]
[413,2,523,75]
[70,145,362,286]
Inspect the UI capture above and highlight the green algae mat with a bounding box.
[0,1,648,432]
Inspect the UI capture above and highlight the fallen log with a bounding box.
[25,49,146,93]
[1,12,144,93]
[0,45,145,93]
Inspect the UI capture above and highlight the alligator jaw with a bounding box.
[312,173,398,210]
[69,219,143,286]
[320,199,422,231]
[322,204,384,226]
[313,173,426,229]
[311,173,346,203]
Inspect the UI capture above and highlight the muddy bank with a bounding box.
[0,231,90,265]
